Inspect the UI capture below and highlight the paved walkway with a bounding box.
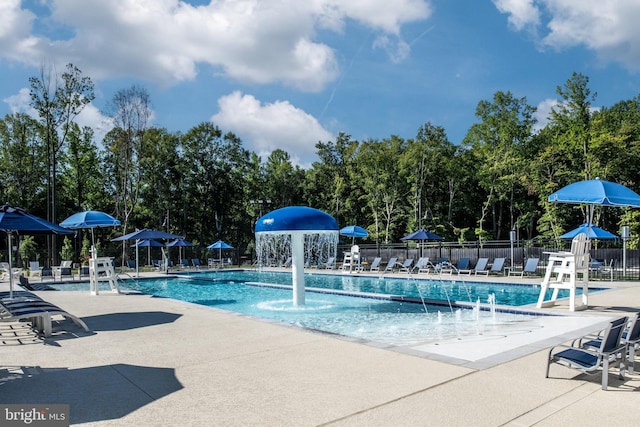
[0,271,639,426]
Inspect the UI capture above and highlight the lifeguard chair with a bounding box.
[537,233,590,311]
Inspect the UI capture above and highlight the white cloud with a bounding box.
[533,98,558,132]
[3,88,37,116]
[0,0,432,91]
[492,0,540,31]
[494,0,640,71]
[211,91,334,167]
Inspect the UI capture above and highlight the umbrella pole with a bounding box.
[136,240,140,278]
[8,234,14,299]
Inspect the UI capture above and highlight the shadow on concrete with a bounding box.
[0,363,183,424]
[82,311,182,331]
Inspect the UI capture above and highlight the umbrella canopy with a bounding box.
[401,228,443,258]
[207,240,233,264]
[0,204,73,298]
[400,229,443,241]
[59,210,121,229]
[166,238,195,263]
[130,239,164,247]
[60,210,121,254]
[339,225,368,238]
[560,223,617,240]
[112,229,183,242]
[166,238,194,247]
[112,229,183,276]
[548,178,640,207]
[0,205,73,235]
[207,240,233,250]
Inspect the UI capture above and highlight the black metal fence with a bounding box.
[344,239,640,280]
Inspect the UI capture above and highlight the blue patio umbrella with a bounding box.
[0,204,73,298]
[166,238,195,262]
[549,179,640,241]
[130,239,164,247]
[112,229,183,276]
[560,223,617,240]
[401,228,443,258]
[339,225,368,245]
[207,240,233,262]
[401,229,443,241]
[549,178,640,295]
[131,239,164,267]
[60,210,121,254]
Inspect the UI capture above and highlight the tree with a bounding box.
[104,85,152,262]
[355,136,409,243]
[0,113,46,211]
[29,63,95,264]
[464,91,536,240]
[264,149,305,209]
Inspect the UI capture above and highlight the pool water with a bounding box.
[103,275,539,346]
[54,271,585,346]
[178,270,581,306]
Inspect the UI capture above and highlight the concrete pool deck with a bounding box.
[1,269,639,426]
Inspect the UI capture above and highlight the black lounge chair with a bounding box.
[0,298,90,337]
[546,316,628,390]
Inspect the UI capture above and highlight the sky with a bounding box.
[2,1,640,168]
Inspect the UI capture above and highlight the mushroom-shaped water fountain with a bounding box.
[255,206,339,305]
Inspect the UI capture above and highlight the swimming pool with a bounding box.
[53,270,596,347]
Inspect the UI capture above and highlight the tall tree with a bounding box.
[464,91,536,240]
[105,85,152,236]
[29,63,94,264]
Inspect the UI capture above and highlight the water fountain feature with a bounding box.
[255,206,339,305]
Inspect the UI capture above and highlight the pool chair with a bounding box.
[398,258,414,273]
[322,257,336,270]
[152,259,162,270]
[19,275,55,291]
[546,316,628,390]
[508,257,539,277]
[441,258,469,275]
[28,261,42,279]
[1,262,22,281]
[455,258,472,274]
[180,259,190,269]
[383,257,398,272]
[472,258,490,275]
[0,297,90,338]
[40,268,54,281]
[487,257,506,275]
[57,267,74,281]
[412,257,430,274]
[576,312,640,374]
[368,257,382,272]
[191,259,202,269]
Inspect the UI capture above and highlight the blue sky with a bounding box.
[2,1,640,167]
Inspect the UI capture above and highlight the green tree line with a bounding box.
[3,65,640,265]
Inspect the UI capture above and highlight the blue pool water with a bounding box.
[177,270,579,307]
[52,271,592,346]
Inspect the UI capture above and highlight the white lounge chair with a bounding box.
[28,261,42,279]
[508,257,540,277]
[383,257,398,272]
[472,258,490,275]
[368,257,382,272]
[412,257,430,273]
